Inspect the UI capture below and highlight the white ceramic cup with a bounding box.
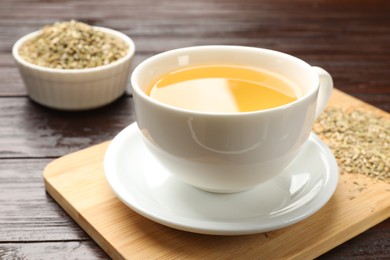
[131,46,333,193]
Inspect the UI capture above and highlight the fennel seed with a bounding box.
[19,20,128,69]
[313,107,389,181]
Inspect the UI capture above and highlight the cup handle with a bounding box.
[312,66,333,119]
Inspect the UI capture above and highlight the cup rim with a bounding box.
[131,45,319,116]
[12,26,136,74]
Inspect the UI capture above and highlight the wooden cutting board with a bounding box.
[44,89,390,260]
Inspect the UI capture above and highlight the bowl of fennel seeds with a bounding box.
[12,20,135,110]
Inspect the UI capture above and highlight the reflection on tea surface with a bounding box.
[148,65,298,113]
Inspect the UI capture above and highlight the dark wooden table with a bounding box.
[1,0,389,258]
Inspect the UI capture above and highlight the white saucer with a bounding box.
[104,123,338,235]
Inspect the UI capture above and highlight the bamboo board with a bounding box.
[44,89,390,259]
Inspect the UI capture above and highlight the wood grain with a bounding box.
[0,159,89,242]
[0,241,108,259]
[0,97,135,158]
[1,0,389,258]
[43,90,390,259]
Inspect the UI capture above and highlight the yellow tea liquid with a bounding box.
[147,65,298,113]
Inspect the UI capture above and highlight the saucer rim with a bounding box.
[104,123,339,235]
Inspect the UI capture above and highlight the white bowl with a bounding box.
[12,26,135,110]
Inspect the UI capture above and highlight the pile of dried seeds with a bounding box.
[19,20,128,69]
[313,107,390,182]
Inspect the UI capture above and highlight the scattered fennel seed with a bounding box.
[313,107,390,181]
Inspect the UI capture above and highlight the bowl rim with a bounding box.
[12,25,136,74]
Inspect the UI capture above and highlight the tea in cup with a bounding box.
[147,65,298,113]
[131,46,333,193]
